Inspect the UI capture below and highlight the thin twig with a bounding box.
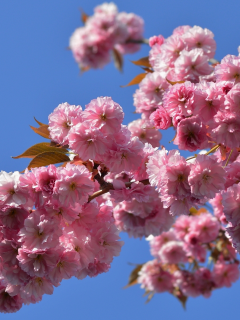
[88,179,150,202]
[125,38,149,45]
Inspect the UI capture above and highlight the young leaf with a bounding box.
[28,152,70,170]
[124,264,143,288]
[121,73,146,87]
[12,143,69,159]
[34,117,47,127]
[80,9,89,24]
[131,56,151,68]
[30,125,50,139]
[166,78,185,85]
[112,48,123,72]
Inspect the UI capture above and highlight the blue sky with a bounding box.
[1,0,240,319]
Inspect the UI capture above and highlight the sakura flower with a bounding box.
[149,106,171,130]
[48,249,80,285]
[174,49,213,82]
[0,205,29,230]
[193,81,223,122]
[158,240,188,264]
[149,230,178,258]
[188,155,225,199]
[213,262,239,288]
[18,210,61,250]
[0,281,22,313]
[68,121,110,161]
[174,116,208,152]
[182,26,216,58]
[54,163,94,206]
[138,260,173,293]
[215,55,240,83]
[128,118,162,148]
[115,12,144,54]
[191,213,220,243]
[82,96,124,134]
[92,222,123,264]
[48,102,82,145]
[0,171,26,207]
[20,277,54,304]
[162,81,195,117]
[209,111,240,149]
[222,184,240,225]
[17,248,57,277]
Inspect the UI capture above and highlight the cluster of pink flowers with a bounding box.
[0,164,124,313]
[137,211,239,302]
[69,2,144,69]
[147,149,226,216]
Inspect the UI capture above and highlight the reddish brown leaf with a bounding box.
[34,117,47,127]
[12,143,69,159]
[112,48,123,72]
[80,9,89,24]
[141,67,153,73]
[166,78,185,85]
[220,145,227,161]
[30,125,50,139]
[121,73,146,87]
[28,152,70,170]
[131,57,151,68]
[79,65,90,74]
[124,264,143,288]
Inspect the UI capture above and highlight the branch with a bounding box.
[125,38,149,45]
[88,178,150,202]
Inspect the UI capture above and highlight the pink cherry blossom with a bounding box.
[162,81,195,117]
[182,26,216,58]
[174,116,208,152]
[82,96,124,134]
[18,210,61,250]
[54,163,94,206]
[188,155,225,199]
[149,106,171,130]
[213,262,239,288]
[48,103,82,145]
[174,49,213,82]
[138,260,173,293]
[128,118,162,148]
[158,240,188,264]
[215,55,240,83]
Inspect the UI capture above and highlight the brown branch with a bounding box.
[125,38,149,45]
[88,179,150,202]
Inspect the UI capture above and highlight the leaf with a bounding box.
[112,48,123,72]
[145,292,154,304]
[28,152,70,170]
[79,65,90,74]
[12,143,69,159]
[30,125,50,139]
[34,117,47,127]
[121,73,146,87]
[173,288,188,309]
[141,67,153,73]
[131,57,151,68]
[124,264,143,288]
[80,9,89,24]
[166,78,185,85]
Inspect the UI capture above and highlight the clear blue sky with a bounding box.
[1,0,240,319]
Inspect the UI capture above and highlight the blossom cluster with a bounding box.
[136,211,239,302]
[69,2,144,69]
